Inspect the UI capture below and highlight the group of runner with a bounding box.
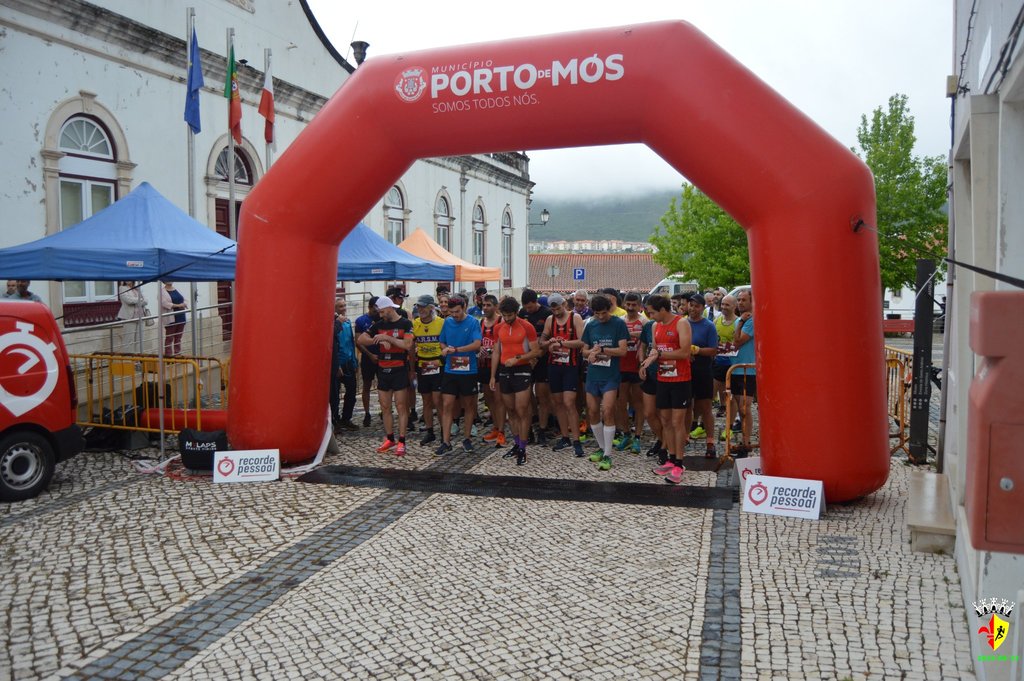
[351,285,756,484]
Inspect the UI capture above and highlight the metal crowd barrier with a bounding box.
[717,363,757,469]
[884,346,912,455]
[69,353,230,434]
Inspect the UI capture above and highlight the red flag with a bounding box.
[258,63,274,144]
[224,44,242,144]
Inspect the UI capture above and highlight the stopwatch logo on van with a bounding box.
[0,321,59,417]
[395,67,428,102]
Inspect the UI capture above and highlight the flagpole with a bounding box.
[226,28,237,242]
[186,7,200,360]
[264,47,274,168]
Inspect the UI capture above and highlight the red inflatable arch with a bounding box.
[229,21,888,502]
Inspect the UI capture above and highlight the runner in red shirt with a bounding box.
[614,291,647,454]
[641,294,692,485]
[539,293,586,457]
[490,296,539,465]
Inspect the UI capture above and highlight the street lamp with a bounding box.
[528,208,550,228]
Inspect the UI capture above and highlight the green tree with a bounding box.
[650,184,749,290]
[855,94,947,292]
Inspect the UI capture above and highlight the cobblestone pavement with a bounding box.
[0,396,976,680]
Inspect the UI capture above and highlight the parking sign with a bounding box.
[573,267,585,281]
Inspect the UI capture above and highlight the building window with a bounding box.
[385,186,405,245]
[214,147,253,185]
[58,116,117,303]
[472,204,485,266]
[435,195,451,251]
[501,210,513,285]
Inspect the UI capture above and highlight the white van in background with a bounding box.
[649,276,698,298]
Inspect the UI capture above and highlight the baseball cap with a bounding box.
[475,286,488,296]
[375,296,398,310]
[385,286,405,299]
[686,292,706,304]
[548,293,566,307]
[417,294,435,307]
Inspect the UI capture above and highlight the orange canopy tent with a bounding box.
[398,227,502,282]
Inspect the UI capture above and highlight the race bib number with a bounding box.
[450,355,471,372]
[592,354,611,368]
[658,361,678,378]
[420,360,440,376]
[551,348,570,364]
[718,342,737,357]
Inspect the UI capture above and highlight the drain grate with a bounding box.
[299,465,734,509]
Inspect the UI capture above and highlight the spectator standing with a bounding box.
[572,290,592,320]
[332,298,359,431]
[116,280,147,353]
[713,294,739,418]
[467,287,487,319]
[160,281,188,356]
[3,280,43,302]
[4,280,17,296]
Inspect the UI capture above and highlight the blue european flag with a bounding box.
[184,28,204,134]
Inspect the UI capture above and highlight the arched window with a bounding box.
[385,186,406,245]
[58,116,117,303]
[435,194,451,251]
[472,203,486,266]
[501,209,513,286]
[214,147,254,185]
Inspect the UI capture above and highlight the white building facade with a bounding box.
[947,2,1024,678]
[0,0,532,329]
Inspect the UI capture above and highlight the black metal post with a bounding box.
[908,259,935,465]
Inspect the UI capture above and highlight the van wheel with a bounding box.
[0,432,55,502]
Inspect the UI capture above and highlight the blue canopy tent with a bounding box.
[0,182,237,281]
[338,223,454,281]
[0,183,454,283]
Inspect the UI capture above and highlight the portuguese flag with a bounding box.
[224,44,242,144]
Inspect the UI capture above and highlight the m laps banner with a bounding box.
[213,450,280,483]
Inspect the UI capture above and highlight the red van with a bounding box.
[0,301,83,501]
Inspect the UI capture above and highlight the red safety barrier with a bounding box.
[229,21,887,501]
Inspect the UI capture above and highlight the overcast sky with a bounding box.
[307,1,952,200]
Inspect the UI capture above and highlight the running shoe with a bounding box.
[494,432,507,447]
[596,455,612,471]
[376,438,396,453]
[732,445,750,459]
[588,449,605,463]
[689,426,707,438]
[719,429,730,442]
[516,447,527,466]
[579,433,588,443]
[536,429,549,447]
[339,420,359,431]
[665,465,685,484]
[715,405,726,418]
[614,434,633,451]
[732,417,741,431]
[363,413,372,427]
[552,436,572,452]
[646,441,662,457]
[705,443,717,459]
[630,438,642,455]
[612,432,624,448]
[470,424,479,437]
[657,449,669,466]
[462,438,474,454]
[653,461,676,476]
[579,419,588,435]
[483,429,501,442]
[419,431,437,446]
[573,441,586,458]
[502,444,518,459]
[395,442,406,457]
[435,441,453,456]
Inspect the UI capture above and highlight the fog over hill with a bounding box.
[528,189,679,243]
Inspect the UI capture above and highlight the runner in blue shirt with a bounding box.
[436,294,483,455]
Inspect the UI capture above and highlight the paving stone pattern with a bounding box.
[0,389,976,680]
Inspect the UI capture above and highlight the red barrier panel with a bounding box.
[228,21,888,501]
